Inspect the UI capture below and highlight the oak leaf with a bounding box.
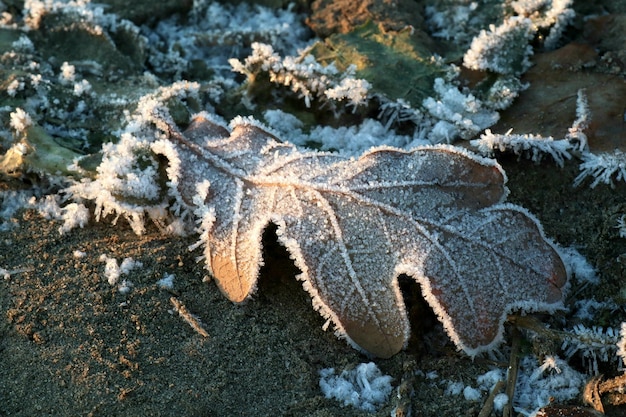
[151,111,567,358]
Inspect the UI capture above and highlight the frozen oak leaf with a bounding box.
[152,111,567,358]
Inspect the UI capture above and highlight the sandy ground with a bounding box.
[2,158,625,416]
[2,0,626,416]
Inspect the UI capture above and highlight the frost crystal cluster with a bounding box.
[230,43,370,109]
[514,355,585,415]
[471,89,590,166]
[319,362,393,412]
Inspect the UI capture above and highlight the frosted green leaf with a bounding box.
[309,21,446,107]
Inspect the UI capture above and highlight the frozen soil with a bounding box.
[2,159,626,417]
[0,207,496,417]
[1,0,626,416]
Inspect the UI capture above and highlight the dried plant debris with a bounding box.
[471,88,591,166]
[69,101,568,358]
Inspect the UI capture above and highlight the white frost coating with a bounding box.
[59,61,76,84]
[445,381,464,396]
[264,109,429,156]
[68,134,165,235]
[463,16,534,75]
[472,89,591,166]
[512,0,575,50]
[58,202,90,234]
[423,78,499,143]
[67,82,201,235]
[463,386,481,401]
[617,215,626,239]
[230,43,370,109]
[493,393,509,412]
[557,246,598,284]
[157,273,175,290]
[574,150,626,188]
[472,129,573,167]
[561,324,620,374]
[99,254,142,292]
[464,1,574,74]
[319,362,393,412]
[618,323,626,370]
[148,1,309,77]
[565,89,591,150]
[513,355,585,416]
[9,108,33,132]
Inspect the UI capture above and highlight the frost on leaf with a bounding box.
[132,109,567,359]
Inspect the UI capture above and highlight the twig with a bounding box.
[478,379,506,417]
[170,296,209,338]
[503,326,522,417]
[584,373,626,412]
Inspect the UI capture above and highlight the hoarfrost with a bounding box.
[157,273,175,290]
[618,323,626,369]
[558,246,598,284]
[513,355,585,416]
[319,362,393,412]
[574,150,626,188]
[148,1,310,78]
[471,89,591,166]
[472,129,573,166]
[463,386,481,401]
[9,108,33,132]
[463,16,534,75]
[264,109,429,156]
[230,43,370,109]
[103,110,567,359]
[99,254,142,291]
[561,324,619,375]
[423,78,499,142]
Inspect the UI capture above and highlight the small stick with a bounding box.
[478,379,506,417]
[503,326,522,417]
[170,296,209,338]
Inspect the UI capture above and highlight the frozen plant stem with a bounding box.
[503,326,521,417]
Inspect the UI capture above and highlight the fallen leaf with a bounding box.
[152,111,567,358]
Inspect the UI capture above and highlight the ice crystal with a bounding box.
[471,89,590,166]
[574,150,626,188]
[511,0,575,50]
[618,323,626,369]
[472,129,573,166]
[59,61,76,84]
[9,108,33,132]
[514,355,585,415]
[230,43,370,109]
[425,1,482,44]
[561,324,619,374]
[263,109,428,157]
[616,215,626,239]
[463,16,535,75]
[147,0,310,78]
[319,362,393,412]
[423,78,499,142]
[99,254,142,290]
